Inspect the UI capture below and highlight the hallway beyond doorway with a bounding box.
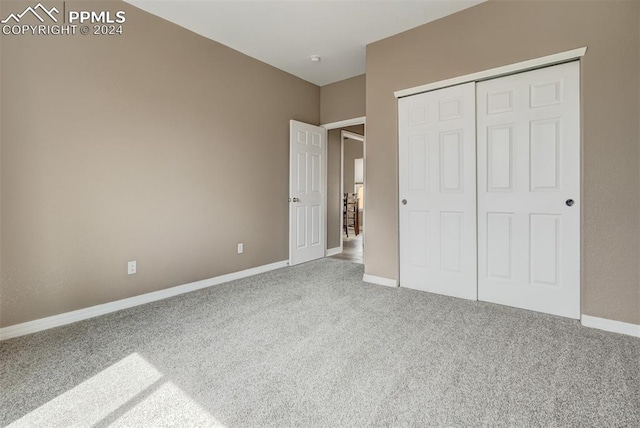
[329,233,363,264]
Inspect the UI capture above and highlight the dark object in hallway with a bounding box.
[343,193,359,237]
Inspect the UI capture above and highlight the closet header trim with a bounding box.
[394,47,587,99]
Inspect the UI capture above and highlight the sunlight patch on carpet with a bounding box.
[7,353,225,427]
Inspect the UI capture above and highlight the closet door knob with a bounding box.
[401,199,407,205]
[565,199,574,207]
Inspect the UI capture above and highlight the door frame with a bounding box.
[320,116,366,257]
[340,130,365,253]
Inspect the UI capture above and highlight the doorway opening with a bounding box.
[320,117,366,265]
[338,130,365,264]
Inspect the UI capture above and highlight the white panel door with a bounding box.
[399,83,477,300]
[477,61,580,319]
[289,120,327,266]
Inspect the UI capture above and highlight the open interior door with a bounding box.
[289,120,327,266]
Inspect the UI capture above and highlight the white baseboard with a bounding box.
[581,315,640,338]
[362,273,398,288]
[0,260,289,341]
[326,247,342,257]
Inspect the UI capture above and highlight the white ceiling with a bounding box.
[125,1,484,86]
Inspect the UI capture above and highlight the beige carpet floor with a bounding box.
[1,258,639,427]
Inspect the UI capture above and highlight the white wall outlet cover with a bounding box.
[128,261,137,275]
[237,243,244,254]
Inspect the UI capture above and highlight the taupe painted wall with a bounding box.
[327,125,364,249]
[0,1,319,327]
[320,74,366,124]
[366,0,640,324]
[343,140,363,194]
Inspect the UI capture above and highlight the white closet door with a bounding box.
[399,83,477,300]
[477,62,580,319]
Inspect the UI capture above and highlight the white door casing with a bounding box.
[477,61,580,319]
[398,82,477,300]
[340,130,365,253]
[289,120,327,266]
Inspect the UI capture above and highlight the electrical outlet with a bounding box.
[128,261,137,275]
[237,243,244,254]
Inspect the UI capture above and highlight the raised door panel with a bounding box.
[408,211,430,269]
[530,118,561,191]
[486,212,513,280]
[487,126,513,192]
[296,153,307,194]
[409,135,429,194]
[440,131,463,193]
[296,206,307,249]
[310,205,321,247]
[529,214,560,286]
[440,211,463,273]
